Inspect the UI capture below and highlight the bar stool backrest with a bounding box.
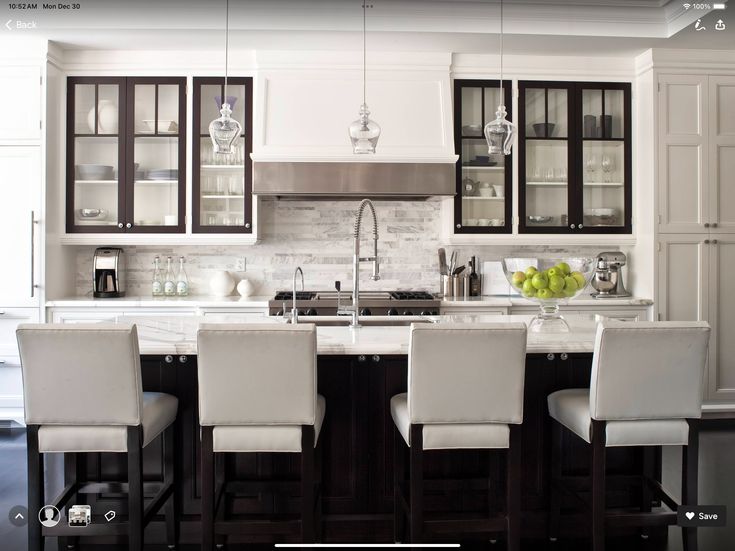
[589,321,711,421]
[17,323,143,426]
[408,322,527,425]
[197,324,317,426]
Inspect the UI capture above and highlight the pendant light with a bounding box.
[209,0,242,155]
[484,0,516,156]
[348,2,381,154]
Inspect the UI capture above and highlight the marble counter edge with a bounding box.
[45,295,272,308]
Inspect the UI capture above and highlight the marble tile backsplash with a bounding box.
[75,198,604,297]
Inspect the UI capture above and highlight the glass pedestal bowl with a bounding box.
[502,257,596,333]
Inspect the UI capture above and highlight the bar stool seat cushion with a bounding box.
[390,393,511,450]
[38,392,178,453]
[212,394,326,453]
[548,389,690,447]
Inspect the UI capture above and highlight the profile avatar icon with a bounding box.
[38,505,60,528]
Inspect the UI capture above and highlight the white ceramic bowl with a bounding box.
[478,188,495,197]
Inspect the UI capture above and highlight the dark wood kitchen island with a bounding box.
[72,315,657,546]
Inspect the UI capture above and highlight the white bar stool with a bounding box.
[197,323,325,549]
[547,321,711,551]
[17,323,179,551]
[390,322,527,549]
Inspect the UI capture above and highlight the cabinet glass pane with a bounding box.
[582,141,625,227]
[604,89,624,139]
[74,84,119,135]
[525,88,545,135]
[525,88,567,138]
[158,85,180,129]
[525,140,568,227]
[460,138,506,228]
[133,137,179,226]
[199,83,247,134]
[73,136,119,226]
[582,89,602,138]
[483,87,503,124]
[134,84,180,135]
[460,87,482,136]
[198,137,246,227]
[547,89,567,137]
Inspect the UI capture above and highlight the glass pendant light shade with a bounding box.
[209,102,242,155]
[349,103,381,154]
[484,105,516,156]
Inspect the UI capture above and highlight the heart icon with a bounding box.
[685,512,695,520]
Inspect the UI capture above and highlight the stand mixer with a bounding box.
[590,251,631,298]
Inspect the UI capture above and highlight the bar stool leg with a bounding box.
[301,425,316,543]
[590,420,606,551]
[682,420,699,551]
[549,421,562,543]
[640,446,655,539]
[506,425,522,551]
[26,426,43,551]
[127,426,144,551]
[393,425,405,543]
[201,426,215,551]
[409,424,424,544]
[163,424,178,549]
[60,452,82,551]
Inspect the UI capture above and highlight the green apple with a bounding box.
[571,271,587,289]
[549,275,565,292]
[563,276,578,296]
[511,271,526,288]
[531,272,549,290]
[522,279,535,295]
[556,262,571,275]
[553,290,566,299]
[537,288,554,300]
[547,267,561,278]
[524,266,538,278]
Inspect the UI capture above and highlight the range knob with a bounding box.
[402,310,413,316]
[387,308,399,316]
[420,310,433,316]
[359,308,372,316]
[297,309,305,316]
[306,308,318,316]
[276,309,284,316]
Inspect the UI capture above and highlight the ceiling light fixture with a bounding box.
[484,0,516,156]
[348,2,381,154]
[209,0,242,155]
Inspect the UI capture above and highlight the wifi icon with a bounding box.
[683,3,691,9]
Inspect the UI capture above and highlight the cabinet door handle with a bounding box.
[578,223,584,229]
[547,353,555,361]
[245,222,251,229]
[164,355,174,364]
[372,355,381,363]
[712,223,718,228]
[560,353,568,361]
[704,239,710,244]
[126,223,132,229]
[118,223,124,229]
[456,224,462,229]
[570,224,576,229]
[712,239,718,245]
[705,223,710,228]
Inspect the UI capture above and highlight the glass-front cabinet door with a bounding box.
[67,77,125,232]
[579,84,631,232]
[127,77,186,232]
[453,80,512,233]
[66,77,186,233]
[192,77,253,233]
[519,83,572,232]
[518,81,631,234]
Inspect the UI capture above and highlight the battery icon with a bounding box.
[713,3,726,9]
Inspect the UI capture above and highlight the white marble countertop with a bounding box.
[116,313,600,356]
[441,295,653,307]
[46,295,271,308]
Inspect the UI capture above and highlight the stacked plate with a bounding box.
[147,169,178,181]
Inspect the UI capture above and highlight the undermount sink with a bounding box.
[282,316,438,327]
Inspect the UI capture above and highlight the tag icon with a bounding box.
[104,510,116,522]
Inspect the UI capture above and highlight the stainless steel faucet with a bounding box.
[292,266,304,324]
[337,199,380,328]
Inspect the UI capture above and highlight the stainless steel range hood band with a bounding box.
[252,162,455,197]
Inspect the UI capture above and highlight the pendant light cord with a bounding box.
[363,2,366,106]
[224,0,229,100]
[499,0,504,106]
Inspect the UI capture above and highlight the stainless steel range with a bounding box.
[268,290,440,317]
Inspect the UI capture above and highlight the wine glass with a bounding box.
[585,155,597,183]
[601,155,613,183]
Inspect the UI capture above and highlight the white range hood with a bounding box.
[251,51,458,197]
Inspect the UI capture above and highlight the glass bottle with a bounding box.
[176,256,189,297]
[163,256,176,297]
[468,256,482,297]
[152,256,163,297]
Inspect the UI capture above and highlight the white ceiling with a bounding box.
[1,0,731,56]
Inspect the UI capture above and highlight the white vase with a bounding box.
[236,278,255,298]
[209,271,235,297]
[87,100,118,134]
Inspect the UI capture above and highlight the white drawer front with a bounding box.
[0,366,23,408]
[0,307,39,356]
[50,310,124,324]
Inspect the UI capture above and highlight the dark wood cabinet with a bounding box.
[192,77,253,233]
[66,77,186,233]
[453,79,513,234]
[519,80,632,234]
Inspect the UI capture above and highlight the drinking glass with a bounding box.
[601,155,613,183]
[545,168,554,183]
[585,155,597,183]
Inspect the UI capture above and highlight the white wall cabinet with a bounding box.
[0,66,42,142]
[708,235,735,401]
[0,147,41,307]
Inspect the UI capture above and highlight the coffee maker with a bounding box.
[591,251,630,298]
[93,247,125,298]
